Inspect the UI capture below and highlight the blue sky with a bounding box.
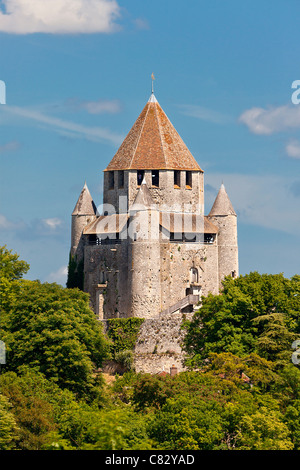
[0,0,300,285]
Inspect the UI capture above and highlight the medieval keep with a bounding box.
[70,90,238,367]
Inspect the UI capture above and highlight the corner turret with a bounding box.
[71,182,98,260]
[208,183,238,287]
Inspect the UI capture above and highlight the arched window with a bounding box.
[190,267,198,284]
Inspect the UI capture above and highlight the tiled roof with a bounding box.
[82,213,218,235]
[129,177,156,211]
[160,213,218,234]
[105,94,203,172]
[83,213,129,234]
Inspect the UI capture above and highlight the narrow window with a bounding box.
[152,170,159,187]
[190,267,198,284]
[108,171,114,190]
[186,171,192,188]
[118,170,124,189]
[174,170,180,188]
[137,170,144,186]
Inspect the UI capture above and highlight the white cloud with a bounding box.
[46,265,68,285]
[179,104,232,124]
[286,140,300,159]
[239,104,300,135]
[42,218,63,229]
[0,0,121,34]
[1,105,124,145]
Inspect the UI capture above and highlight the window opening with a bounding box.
[174,170,180,188]
[137,170,144,186]
[118,171,124,189]
[108,171,114,189]
[152,170,159,187]
[186,171,192,188]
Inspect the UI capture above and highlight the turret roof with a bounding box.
[105,94,203,172]
[72,182,98,216]
[130,177,156,211]
[208,184,236,216]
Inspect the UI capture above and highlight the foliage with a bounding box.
[1,276,110,400]
[107,317,144,357]
[114,350,134,370]
[66,252,84,290]
[2,247,300,451]
[0,394,19,450]
[0,245,30,281]
[183,272,300,368]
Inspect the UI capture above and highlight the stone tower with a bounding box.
[128,178,161,318]
[208,183,239,287]
[70,90,239,323]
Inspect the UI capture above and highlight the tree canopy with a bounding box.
[183,272,300,368]
[1,247,300,451]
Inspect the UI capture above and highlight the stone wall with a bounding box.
[103,169,204,215]
[159,240,219,313]
[84,242,131,319]
[133,312,193,374]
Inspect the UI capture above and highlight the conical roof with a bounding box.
[105,94,202,172]
[72,183,98,216]
[130,177,156,211]
[208,184,236,216]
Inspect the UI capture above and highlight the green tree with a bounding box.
[66,253,84,290]
[1,279,110,399]
[0,245,29,281]
[184,272,300,368]
[0,394,19,450]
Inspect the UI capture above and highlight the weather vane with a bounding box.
[151,73,155,94]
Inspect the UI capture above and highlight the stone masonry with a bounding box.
[70,90,239,374]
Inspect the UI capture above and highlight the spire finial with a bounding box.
[151,72,155,94]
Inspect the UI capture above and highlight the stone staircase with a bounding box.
[160,294,199,316]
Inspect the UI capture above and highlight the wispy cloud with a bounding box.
[1,105,124,145]
[0,140,20,153]
[286,140,300,159]
[0,213,66,240]
[0,0,121,34]
[133,18,150,31]
[205,173,300,235]
[0,214,21,230]
[178,104,232,124]
[239,104,300,135]
[65,97,122,114]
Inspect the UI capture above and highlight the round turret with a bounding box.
[208,184,238,287]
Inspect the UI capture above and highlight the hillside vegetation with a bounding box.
[1,245,300,450]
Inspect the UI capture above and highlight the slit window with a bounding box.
[186,171,192,188]
[118,170,124,189]
[108,171,114,190]
[152,170,159,187]
[137,170,144,186]
[174,170,180,188]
